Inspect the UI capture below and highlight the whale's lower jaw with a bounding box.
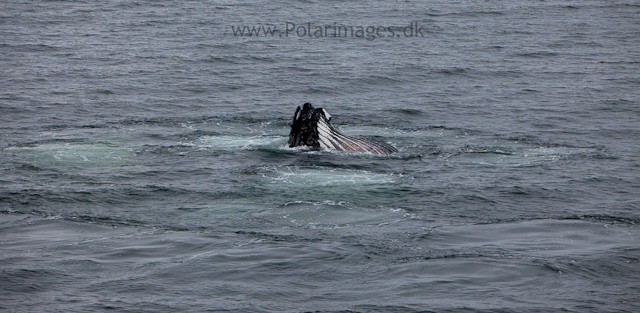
[288,103,398,155]
[316,118,397,155]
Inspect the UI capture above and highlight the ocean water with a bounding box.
[1,0,640,312]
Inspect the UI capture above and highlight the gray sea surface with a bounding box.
[1,0,640,312]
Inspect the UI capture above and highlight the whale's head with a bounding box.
[288,103,398,155]
[288,102,330,148]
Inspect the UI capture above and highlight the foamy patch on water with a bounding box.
[197,135,286,150]
[261,166,399,186]
[6,142,130,166]
[523,147,595,158]
[458,145,601,167]
[253,200,411,229]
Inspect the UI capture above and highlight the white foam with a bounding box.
[253,200,412,229]
[197,135,286,150]
[261,166,399,187]
[459,145,599,166]
[6,143,130,167]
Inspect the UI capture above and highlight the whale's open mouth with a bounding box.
[288,103,398,155]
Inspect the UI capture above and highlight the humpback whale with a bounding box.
[288,103,398,155]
